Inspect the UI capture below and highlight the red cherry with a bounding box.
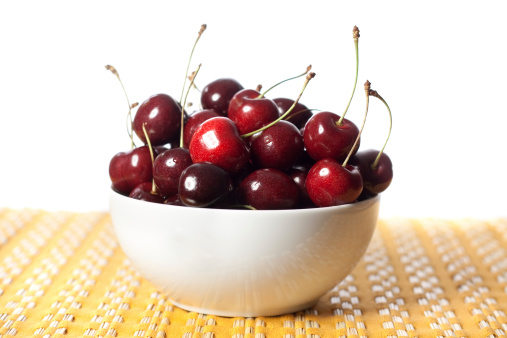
[189,116,250,174]
[183,109,220,148]
[201,78,244,116]
[273,97,312,129]
[353,84,394,196]
[350,149,393,195]
[129,182,165,203]
[237,168,300,210]
[288,167,315,208]
[227,89,279,135]
[178,163,233,207]
[303,111,359,162]
[133,94,181,146]
[153,148,193,197]
[164,194,185,206]
[109,146,153,195]
[249,120,303,172]
[305,158,363,207]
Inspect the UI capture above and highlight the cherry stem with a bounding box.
[283,108,319,121]
[179,24,206,105]
[257,65,312,99]
[369,89,392,169]
[343,80,370,168]
[180,64,202,148]
[242,72,316,138]
[188,71,201,93]
[141,123,157,195]
[338,26,360,126]
[105,65,136,149]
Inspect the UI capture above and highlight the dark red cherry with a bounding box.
[178,163,233,207]
[109,146,153,195]
[164,194,185,206]
[288,167,315,208]
[189,117,250,174]
[305,158,363,207]
[303,111,359,162]
[183,109,220,148]
[133,93,181,146]
[153,148,193,198]
[201,78,244,116]
[128,182,165,203]
[273,97,312,129]
[227,89,280,135]
[350,149,393,195]
[237,168,300,210]
[249,120,303,171]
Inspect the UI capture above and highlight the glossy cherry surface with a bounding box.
[109,146,153,195]
[201,78,244,116]
[183,109,220,148]
[273,97,312,129]
[189,117,250,174]
[153,148,193,198]
[128,182,165,203]
[179,163,233,207]
[288,167,314,208]
[249,120,303,172]
[133,93,182,146]
[303,111,359,162]
[237,168,300,210]
[350,149,393,195]
[305,158,363,207]
[227,89,280,135]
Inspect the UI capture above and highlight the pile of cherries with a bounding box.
[108,25,393,210]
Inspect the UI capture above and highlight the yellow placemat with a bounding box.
[0,208,506,337]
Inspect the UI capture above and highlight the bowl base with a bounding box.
[170,298,319,317]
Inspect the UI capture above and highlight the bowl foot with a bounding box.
[170,298,319,317]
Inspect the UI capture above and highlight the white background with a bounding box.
[1,1,506,219]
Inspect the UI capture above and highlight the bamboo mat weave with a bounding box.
[0,208,506,337]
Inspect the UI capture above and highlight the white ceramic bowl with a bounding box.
[109,189,380,317]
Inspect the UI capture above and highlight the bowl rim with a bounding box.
[110,188,380,215]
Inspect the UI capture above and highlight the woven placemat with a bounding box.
[0,208,505,337]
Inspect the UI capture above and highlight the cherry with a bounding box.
[153,148,193,197]
[303,112,359,162]
[305,159,363,207]
[237,168,300,210]
[178,163,233,207]
[201,78,244,116]
[238,72,315,140]
[350,85,393,195]
[288,167,315,208]
[273,97,312,129]
[109,146,153,195]
[305,80,372,207]
[164,195,185,206]
[227,88,279,135]
[183,109,220,148]
[249,120,303,171]
[351,150,393,195]
[303,26,362,163]
[189,116,250,174]
[133,93,182,146]
[129,182,165,203]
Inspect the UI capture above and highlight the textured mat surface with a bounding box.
[0,209,506,337]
